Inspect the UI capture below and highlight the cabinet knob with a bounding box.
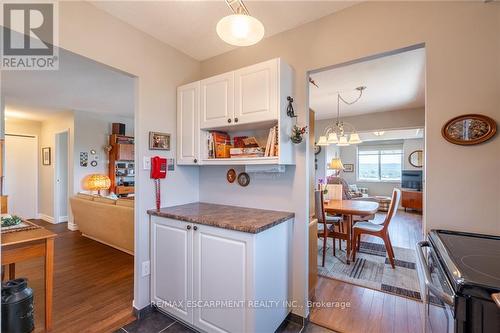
[193,226,198,231]
[194,158,198,163]
[234,118,238,123]
[227,118,232,123]
[187,225,191,230]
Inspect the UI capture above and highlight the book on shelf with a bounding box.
[230,147,265,158]
[264,125,279,157]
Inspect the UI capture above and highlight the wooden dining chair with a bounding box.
[352,188,401,269]
[315,190,349,266]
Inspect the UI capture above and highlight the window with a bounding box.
[357,146,403,182]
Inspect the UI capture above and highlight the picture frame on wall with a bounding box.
[42,147,51,166]
[149,131,171,150]
[344,163,354,172]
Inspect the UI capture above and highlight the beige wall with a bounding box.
[58,1,201,310]
[5,117,42,137]
[201,1,500,316]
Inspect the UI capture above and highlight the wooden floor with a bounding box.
[12,220,135,333]
[310,210,424,333]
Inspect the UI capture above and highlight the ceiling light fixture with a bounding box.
[317,86,366,147]
[217,0,265,46]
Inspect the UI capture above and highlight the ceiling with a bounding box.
[310,47,426,120]
[91,1,357,61]
[358,128,424,142]
[2,49,135,121]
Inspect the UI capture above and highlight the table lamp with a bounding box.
[328,157,344,177]
[84,174,111,196]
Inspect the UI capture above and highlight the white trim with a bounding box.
[67,222,79,231]
[38,213,55,223]
[58,215,68,223]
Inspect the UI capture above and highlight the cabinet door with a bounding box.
[234,59,278,125]
[193,224,250,333]
[117,144,134,161]
[177,82,200,165]
[200,72,234,129]
[151,217,193,323]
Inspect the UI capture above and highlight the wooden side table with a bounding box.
[2,226,56,331]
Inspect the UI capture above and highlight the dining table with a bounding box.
[324,199,379,264]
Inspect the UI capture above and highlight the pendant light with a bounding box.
[217,0,265,46]
[319,86,366,147]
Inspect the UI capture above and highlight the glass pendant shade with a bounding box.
[216,14,265,46]
[337,135,349,146]
[349,133,362,144]
[317,136,329,146]
[327,132,339,144]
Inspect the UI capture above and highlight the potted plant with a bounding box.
[291,125,307,144]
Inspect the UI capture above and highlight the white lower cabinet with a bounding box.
[151,215,292,333]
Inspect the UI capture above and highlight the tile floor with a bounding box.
[114,310,337,333]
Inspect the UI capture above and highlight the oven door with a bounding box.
[416,241,456,333]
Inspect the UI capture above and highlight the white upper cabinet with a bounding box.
[200,72,234,129]
[234,59,278,125]
[177,82,200,165]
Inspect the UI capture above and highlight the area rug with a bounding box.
[318,238,422,301]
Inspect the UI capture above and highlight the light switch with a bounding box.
[143,156,151,170]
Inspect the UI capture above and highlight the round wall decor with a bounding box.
[408,150,423,168]
[237,172,250,187]
[226,168,236,183]
[442,114,496,145]
[90,160,98,167]
[314,144,322,155]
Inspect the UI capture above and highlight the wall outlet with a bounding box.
[143,157,151,170]
[141,261,151,277]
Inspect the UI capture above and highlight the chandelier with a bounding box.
[317,86,366,147]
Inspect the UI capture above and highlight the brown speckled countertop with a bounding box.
[147,202,294,234]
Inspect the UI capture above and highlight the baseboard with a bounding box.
[133,304,153,319]
[38,213,54,223]
[58,215,68,223]
[67,223,79,231]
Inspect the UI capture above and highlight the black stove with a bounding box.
[416,230,500,333]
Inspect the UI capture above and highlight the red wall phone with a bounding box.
[151,156,167,179]
[151,156,167,210]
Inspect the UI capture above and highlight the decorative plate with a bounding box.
[237,172,250,187]
[314,144,322,155]
[442,114,496,145]
[226,168,236,183]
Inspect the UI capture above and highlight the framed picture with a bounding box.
[149,131,171,150]
[344,164,354,172]
[442,114,496,146]
[42,147,51,165]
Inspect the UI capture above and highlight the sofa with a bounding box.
[69,193,134,254]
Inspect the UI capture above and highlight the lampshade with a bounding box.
[349,132,362,144]
[329,157,344,171]
[337,135,349,146]
[327,132,339,144]
[317,136,329,146]
[216,14,265,46]
[84,174,111,192]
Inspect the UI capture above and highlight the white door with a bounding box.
[177,82,200,165]
[200,72,234,129]
[234,59,278,125]
[5,134,38,219]
[151,216,193,323]
[54,131,69,223]
[193,224,248,333]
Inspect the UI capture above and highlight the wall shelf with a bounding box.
[201,157,279,165]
